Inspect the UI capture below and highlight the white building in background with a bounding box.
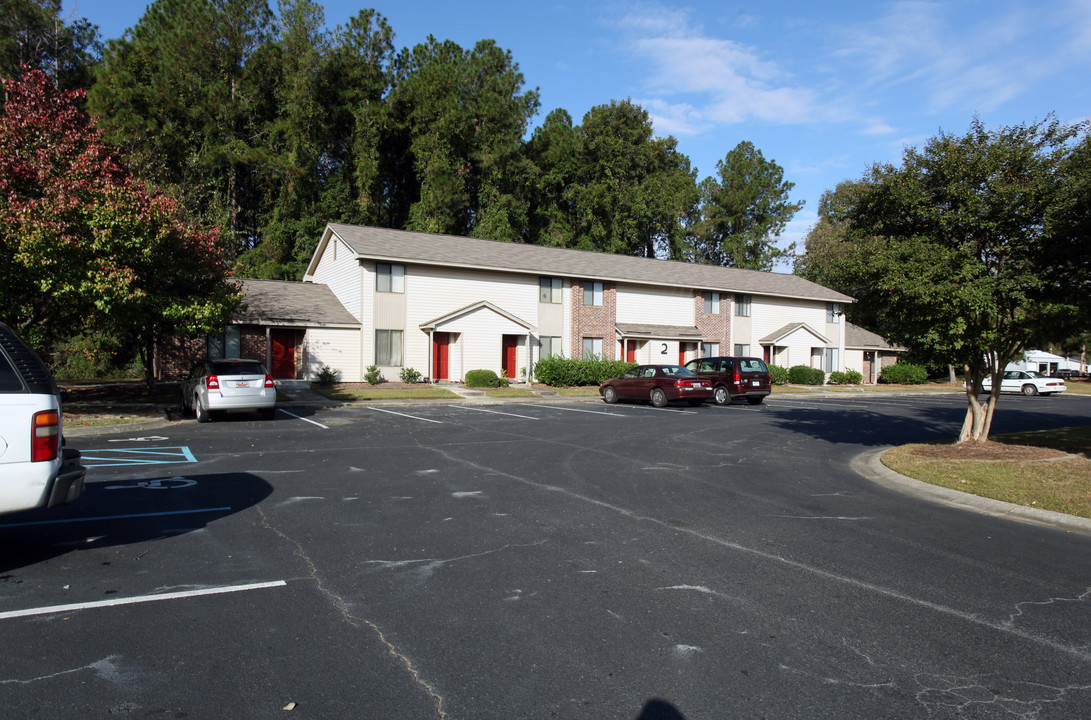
[267,224,900,384]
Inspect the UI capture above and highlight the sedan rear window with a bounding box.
[211,361,267,376]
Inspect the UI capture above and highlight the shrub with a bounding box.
[533,356,636,386]
[315,364,340,385]
[465,369,502,387]
[879,362,928,385]
[399,367,423,384]
[769,364,789,385]
[364,364,383,385]
[788,364,826,385]
[829,370,863,385]
[52,331,142,380]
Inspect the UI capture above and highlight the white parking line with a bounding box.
[451,406,539,420]
[369,407,443,423]
[275,409,329,428]
[523,404,623,416]
[0,581,287,620]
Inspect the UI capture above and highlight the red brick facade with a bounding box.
[571,280,617,359]
[694,292,730,352]
[154,325,296,381]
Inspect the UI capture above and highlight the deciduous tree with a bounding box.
[825,117,1088,443]
[0,69,239,382]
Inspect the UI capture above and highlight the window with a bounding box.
[734,344,750,356]
[539,277,562,304]
[539,336,562,358]
[375,329,403,365]
[376,263,405,293]
[734,294,751,317]
[582,337,603,359]
[826,302,840,323]
[583,281,603,306]
[703,291,720,314]
[824,347,839,372]
[700,342,719,357]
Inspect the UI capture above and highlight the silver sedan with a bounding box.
[181,358,277,422]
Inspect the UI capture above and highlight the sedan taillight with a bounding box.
[31,410,60,462]
[206,374,220,390]
[264,373,274,388]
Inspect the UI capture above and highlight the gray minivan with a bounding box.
[684,356,771,405]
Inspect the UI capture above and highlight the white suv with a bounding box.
[0,323,85,515]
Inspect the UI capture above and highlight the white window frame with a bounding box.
[376,263,405,293]
[539,336,562,358]
[826,302,840,323]
[734,344,751,356]
[375,329,403,365]
[703,291,720,314]
[582,337,603,359]
[583,281,603,307]
[734,294,751,317]
[825,347,839,372]
[700,342,719,357]
[539,277,562,304]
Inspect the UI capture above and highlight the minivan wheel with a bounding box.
[713,386,729,405]
[195,396,211,423]
[650,388,668,408]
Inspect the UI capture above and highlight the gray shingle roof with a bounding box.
[615,323,703,340]
[845,322,905,351]
[234,279,358,327]
[317,224,854,304]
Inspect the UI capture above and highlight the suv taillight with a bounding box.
[733,369,741,384]
[31,410,60,462]
[206,374,220,390]
[264,373,274,388]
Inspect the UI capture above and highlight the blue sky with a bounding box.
[65,1,1091,269]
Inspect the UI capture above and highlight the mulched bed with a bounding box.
[907,441,1066,461]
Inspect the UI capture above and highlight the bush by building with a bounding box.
[879,362,928,385]
[534,356,636,386]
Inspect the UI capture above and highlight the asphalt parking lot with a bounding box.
[2,393,1090,719]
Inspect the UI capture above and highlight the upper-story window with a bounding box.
[376,263,405,293]
[583,281,603,306]
[826,302,840,323]
[734,293,751,317]
[703,291,720,314]
[540,277,562,304]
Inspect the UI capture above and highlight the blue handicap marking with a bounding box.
[80,446,197,468]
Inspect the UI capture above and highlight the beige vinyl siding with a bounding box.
[303,328,360,381]
[616,285,693,325]
[754,297,827,367]
[405,266,539,377]
[310,237,363,323]
[844,349,865,376]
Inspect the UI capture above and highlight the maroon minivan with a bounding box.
[684,356,771,405]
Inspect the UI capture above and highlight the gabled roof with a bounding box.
[419,300,535,332]
[615,323,704,340]
[307,224,854,304]
[759,322,830,345]
[845,322,905,351]
[233,279,358,327]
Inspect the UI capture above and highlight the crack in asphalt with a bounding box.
[255,505,448,720]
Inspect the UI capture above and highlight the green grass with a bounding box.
[550,386,602,397]
[480,387,538,398]
[313,387,459,401]
[883,426,1091,519]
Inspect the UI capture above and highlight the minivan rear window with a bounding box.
[739,359,767,373]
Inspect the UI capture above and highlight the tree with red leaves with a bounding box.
[0,68,240,382]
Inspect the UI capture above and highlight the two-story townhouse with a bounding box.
[298,224,860,383]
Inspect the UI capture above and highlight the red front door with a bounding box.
[433,332,449,381]
[626,341,635,363]
[270,329,295,379]
[502,335,519,379]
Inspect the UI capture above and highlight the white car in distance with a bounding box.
[181,358,277,422]
[981,370,1065,396]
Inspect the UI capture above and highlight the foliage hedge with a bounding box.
[879,362,928,385]
[769,364,789,385]
[828,370,863,385]
[465,369,510,387]
[788,364,826,385]
[534,356,636,387]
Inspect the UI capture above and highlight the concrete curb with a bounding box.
[852,447,1091,537]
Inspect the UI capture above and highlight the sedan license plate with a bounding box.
[235,381,251,387]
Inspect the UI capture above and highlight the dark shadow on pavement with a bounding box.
[0,472,272,572]
[635,698,688,720]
